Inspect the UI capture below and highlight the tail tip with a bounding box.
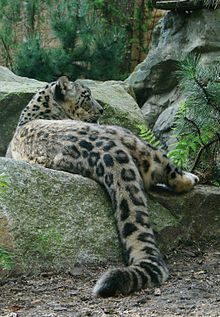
[93,269,124,298]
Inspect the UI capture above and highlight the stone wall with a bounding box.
[126,8,220,149]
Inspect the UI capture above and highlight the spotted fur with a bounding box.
[6,77,199,297]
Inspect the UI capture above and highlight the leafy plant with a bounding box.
[138,125,161,149]
[35,228,62,262]
[0,174,13,269]
[0,247,14,270]
[168,55,220,182]
[0,173,10,198]
[167,103,217,170]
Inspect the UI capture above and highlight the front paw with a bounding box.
[175,172,199,193]
[183,172,199,186]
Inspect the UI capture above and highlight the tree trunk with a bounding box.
[130,0,146,72]
[22,1,36,42]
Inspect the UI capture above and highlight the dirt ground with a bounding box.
[0,240,219,317]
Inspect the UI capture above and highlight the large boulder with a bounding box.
[0,157,120,273]
[0,67,145,157]
[126,9,220,148]
[148,185,220,248]
[0,158,219,273]
[0,67,46,157]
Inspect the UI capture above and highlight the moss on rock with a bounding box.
[0,158,121,272]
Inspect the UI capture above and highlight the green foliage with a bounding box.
[0,175,12,270]
[138,125,161,149]
[86,1,154,73]
[0,0,52,67]
[168,103,196,169]
[89,0,131,25]
[1,0,155,81]
[88,27,125,80]
[0,173,13,270]
[0,0,21,67]
[167,103,216,170]
[146,0,154,10]
[0,173,10,198]
[168,55,220,180]
[13,0,126,81]
[35,228,62,262]
[13,36,55,82]
[51,0,125,80]
[0,246,14,270]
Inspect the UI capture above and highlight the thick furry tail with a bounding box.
[93,256,168,297]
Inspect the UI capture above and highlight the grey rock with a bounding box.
[0,158,219,273]
[0,67,47,157]
[126,9,220,148]
[0,66,46,85]
[153,103,180,149]
[142,86,184,130]
[0,157,120,272]
[148,184,220,250]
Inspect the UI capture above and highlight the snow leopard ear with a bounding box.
[54,76,71,101]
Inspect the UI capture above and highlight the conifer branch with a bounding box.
[183,116,205,146]
[191,137,219,173]
[193,75,219,112]
[173,56,219,179]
